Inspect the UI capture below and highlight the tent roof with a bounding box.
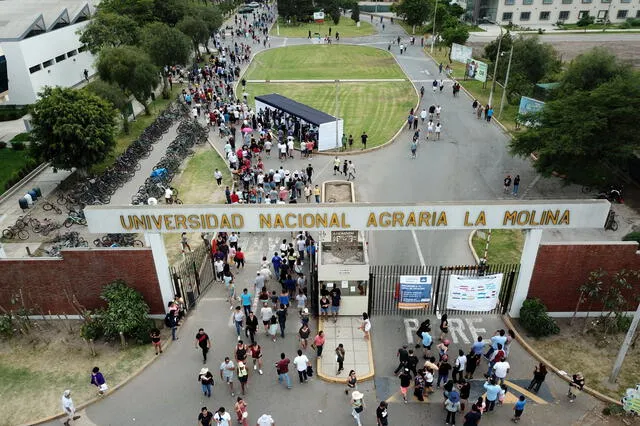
[255,93,337,125]
[535,82,560,90]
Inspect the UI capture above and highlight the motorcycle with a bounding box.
[596,185,624,203]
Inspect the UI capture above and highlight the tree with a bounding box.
[152,0,186,25]
[78,12,140,54]
[96,46,159,114]
[571,269,604,329]
[510,72,640,184]
[100,280,151,341]
[29,87,116,172]
[98,0,155,24]
[391,0,431,28]
[441,25,469,59]
[185,3,223,35]
[178,16,211,56]
[350,3,360,22]
[141,22,191,97]
[278,0,313,22]
[85,80,132,134]
[577,13,595,28]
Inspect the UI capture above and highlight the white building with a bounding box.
[0,46,8,103]
[468,0,639,26]
[0,0,97,106]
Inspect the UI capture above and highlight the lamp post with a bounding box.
[498,43,514,119]
[487,26,504,107]
[335,79,340,149]
[430,0,439,53]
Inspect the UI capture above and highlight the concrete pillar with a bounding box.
[509,229,542,318]
[145,233,174,313]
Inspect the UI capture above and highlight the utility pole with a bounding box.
[498,43,514,119]
[430,0,439,53]
[487,28,503,108]
[609,302,640,384]
[335,79,340,149]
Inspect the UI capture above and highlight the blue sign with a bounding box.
[518,96,545,115]
[399,275,432,309]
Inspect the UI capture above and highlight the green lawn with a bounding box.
[272,18,376,38]
[472,229,524,264]
[0,149,32,191]
[245,82,415,149]
[244,45,406,80]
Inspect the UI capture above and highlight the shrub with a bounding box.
[519,298,560,337]
[11,141,26,151]
[622,232,640,245]
[626,18,640,27]
[0,141,6,149]
[100,280,150,340]
[132,319,155,344]
[0,314,14,338]
[619,21,632,29]
[577,15,595,27]
[615,314,632,333]
[80,317,105,341]
[10,133,31,142]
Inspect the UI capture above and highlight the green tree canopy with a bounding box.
[391,0,430,28]
[177,16,210,56]
[510,72,640,184]
[278,0,314,21]
[350,2,360,22]
[185,3,223,34]
[142,22,192,67]
[441,24,469,55]
[96,46,159,114]
[98,0,155,23]
[152,0,186,25]
[85,80,131,133]
[78,12,140,54]
[29,87,117,172]
[100,280,150,338]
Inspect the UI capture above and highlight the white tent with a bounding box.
[255,93,344,151]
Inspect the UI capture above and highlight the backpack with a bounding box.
[164,313,173,327]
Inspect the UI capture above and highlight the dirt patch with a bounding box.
[0,321,163,425]
[324,182,354,203]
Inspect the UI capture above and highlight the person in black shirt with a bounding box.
[376,401,389,426]
[407,349,419,377]
[360,131,368,149]
[198,406,213,426]
[399,368,412,403]
[394,345,409,375]
[195,329,211,363]
[463,404,482,426]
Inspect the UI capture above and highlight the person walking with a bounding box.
[483,378,501,412]
[260,302,273,334]
[246,312,258,345]
[214,169,223,186]
[198,406,214,426]
[445,391,461,425]
[358,312,371,340]
[220,357,236,397]
[213,407,232,426]
[568,372,585,402]
[336,343,346,374]
[313,330,325,357]
[333,156,341,175]
[199,367,214,398]
[512,175,520,197]
[165,308,178,341]
[527,363,547,393]
[275,353,292,389]
[463,404,482,426]
[241,288,253,317]
[293,349,310,383]
[298,323,311,350]
[453,349,467,383]
[256,413,276,426]
[503,175,512,194]
[233,307,245,339]
[276,304,287,338]
[376,401,389,426]
[360,131,368,150]
[195,328,212,363]
[435,122,442,140]
[410,140,417,159]
[351,391,365,426]
[268,315,278,342]
[90,367,108,396]
[150,328,162,355]
[250,342,263,375]
[61,390,80,425]
[235,397,249,426]
[399,368,412,403]
[346,369,358,395]
[439,314,449,341]
[512,395,526,423]
[237,361,249,395]
[313,185,321,203]
[394,345,409,375]
[492,359,510,385]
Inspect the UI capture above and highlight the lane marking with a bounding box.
[504,380,547,405]
[411,230,426,267]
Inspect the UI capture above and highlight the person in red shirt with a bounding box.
[234,247,245,269]
[230,191,240,204]
[276,353,292,389]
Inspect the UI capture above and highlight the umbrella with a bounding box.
[241,126,253,134]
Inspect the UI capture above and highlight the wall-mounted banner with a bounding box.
[450,43,473,64]
[399,275,432,310]
[466,59,488,83]
[84,201,610,234]
[446,274,503,311]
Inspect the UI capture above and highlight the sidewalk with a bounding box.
[317,316,374,382]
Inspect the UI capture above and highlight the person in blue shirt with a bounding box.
[485,330,506,359]
[240,288,252,317]
[271,252,282,277]
[471,336,485,355]
[420,330,433,359]
[512,395,526,422]
[483,378,501,412]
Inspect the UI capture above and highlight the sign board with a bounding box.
[331,230,358,245]
[518,96,545,115]
[466,59,488,83]
[622,385,640,415]
[451,43,473,64]
[313,11,325,22]
[84,201,611,234]
[446,274,503,311]
[399,275,432,309]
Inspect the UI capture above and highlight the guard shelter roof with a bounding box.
[255,93,337,125]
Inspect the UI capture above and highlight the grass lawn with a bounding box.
[245,82,416,149]
[0,149,32,191]
[0,323,160,425]
[90,86,182,174]
[472,229,524,264]
[428,48,520,131]
[244,45,406,80]
[272,18,376,38]
[163,145,231,265]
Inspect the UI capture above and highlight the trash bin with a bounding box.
[32,187,42,198]
[18,197,29,211]
[28,189,37,201]
[23,193,33,205]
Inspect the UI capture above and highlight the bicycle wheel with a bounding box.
[93,238,103,247]
[79,218,87,226]
[581,186,591,193]
[64,218,74,228]
[42,202,54,211]
[53,205,62,214]
[175,198,183,204]
[2,228,14,239]
[17,229,29,240]
[31,221,42,233]
[611,220,619,231]
[133,240,144,247]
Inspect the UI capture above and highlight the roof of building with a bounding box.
[255,93,337,126]
[0,0,93,42]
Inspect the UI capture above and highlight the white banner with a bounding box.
[450,43,473,64]
[446,274,503,312]
[313,12,325,21]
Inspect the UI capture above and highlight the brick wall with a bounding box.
[0,248,165,315]
[528,242,640,312]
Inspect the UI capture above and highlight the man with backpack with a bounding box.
[165,310,178,341]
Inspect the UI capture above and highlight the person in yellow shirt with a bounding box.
[313,185,321,203]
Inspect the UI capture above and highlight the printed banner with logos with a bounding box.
[451,43,473,63]
[399,275,432,310]
[313,11,325,22]
[446,274,503,311]
[518,96,545,115]
[466,59,488,83]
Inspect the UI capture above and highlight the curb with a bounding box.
[24,337,176,426]
[316,317,376,384]
[501,315,623,407]
[468,230,480,264]
[0,162,49,204]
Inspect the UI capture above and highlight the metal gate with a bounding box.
[369,264,519,316]
[170,244,215,309]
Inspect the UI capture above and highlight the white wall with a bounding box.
[318,119,344,151]
[497,1,639,26]
[2,21,95,105]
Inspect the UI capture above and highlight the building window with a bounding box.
[78,45,88,53]
[543,0,553,4]
[598,9,609,17]
[617,9,628,17]
[502,11,514,20]
[620,0,631,3]
[67,49,77,57]
[562,0,572,4]
[578,9,591,16]
[601,0,610,2]
[559,10,570,19]
[581,0,592,4]
[29,64,42,74]
[520,11,531,19]
[505,0,515,5]
[540,11,551,19]
[637,10,640,17]
[55,54,66,63]
[42,59,54,68]
[523,0,533,5]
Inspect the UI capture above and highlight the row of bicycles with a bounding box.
[131,119,209,205]
[44,231,89,257]
[56,102,189,207]
[2,204,87,240]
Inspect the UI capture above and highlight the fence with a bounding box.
[369,263,519,317]
[170,243,215,310]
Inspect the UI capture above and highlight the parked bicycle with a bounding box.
[42,200,62,214]
[63,210,87,227]
[93,233,144,248]
[2,226,29,240]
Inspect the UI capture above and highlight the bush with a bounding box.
[519,298,560,337]
[627,18,640,27]
[132,319,155,345]
[0,141,6,149]
[619,21,632,29]
[11,141,25,151]
[622,231,640,245]
[615,314,632,333]
[0,314,14,338]
[80,317,105,341]
[0,106,29,122]
[10,133,31,142]
[100,280,151,340]
[577,15,595,27]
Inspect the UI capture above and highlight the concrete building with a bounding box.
[0,0,96,106]
[467,0,639,26]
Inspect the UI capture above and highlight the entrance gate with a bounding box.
[368,264,519,316]
[170,244,215,309]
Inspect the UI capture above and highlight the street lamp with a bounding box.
[430,0,439,53]
[498,43,514,119]
[487,25,504,107]
[335,79,340,149]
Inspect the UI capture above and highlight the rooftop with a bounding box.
[0,0,94,42]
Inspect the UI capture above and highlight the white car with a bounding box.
[248,2,260,8]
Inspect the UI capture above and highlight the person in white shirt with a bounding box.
[426,120,434,139]
[454,349,467,382]
[293,349,310,383]
[435,105,442,119]
[260,302,273,333]
[492,360,510,384]
[254,272,266,293]
[61,390,79,425]
[213,407,232,426]
[264,140,272,158]
[256,413,275,426]
[435,122,442,140]
[420,108,427,123]
[214,259,225,281]
[214,169,223,186]
[164,187,173,203]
